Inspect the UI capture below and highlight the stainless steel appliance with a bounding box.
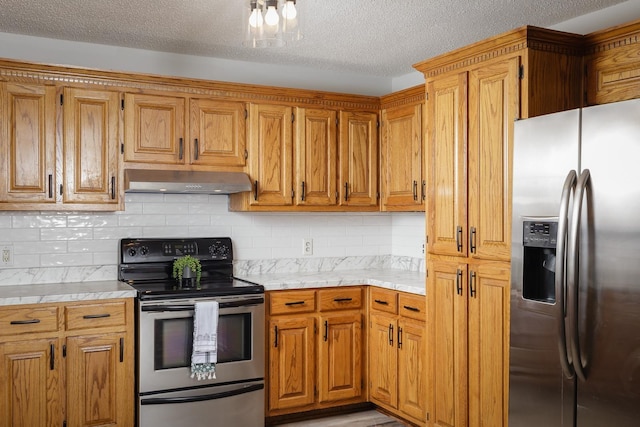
[509,98,640,426]
[119,237,265,427]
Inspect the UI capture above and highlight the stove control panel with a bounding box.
[120,237,233,263]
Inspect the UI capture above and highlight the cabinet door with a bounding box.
[66,333,131,427]
[0,338,61,427]
[428,260,468,427]
[0,83,56,203]
[467,262,510,427]
[380,104,422,210]
[63,88,120,205]
[369,312,397,408]
[124,93,186,164]
[268,316,315,411]
[248,104,293,206]
[189,99,247,166]
[468,57,519,261]
[338,111,378,207]
[295,107,337,206]
[426,72,468,257]
[398,318,427,423]
[318,312,362,403]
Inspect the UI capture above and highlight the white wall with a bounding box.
[0,193,425,285]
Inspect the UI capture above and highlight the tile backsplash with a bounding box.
[0,193,425,286]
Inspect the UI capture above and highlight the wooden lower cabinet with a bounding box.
[266,287,364,417]
[369,288,427,426]
[0,299,134,427]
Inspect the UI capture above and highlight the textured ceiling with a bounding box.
[0,0,631,78]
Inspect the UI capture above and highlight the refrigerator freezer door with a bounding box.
[509,109,580,427]
[577,98,640,426]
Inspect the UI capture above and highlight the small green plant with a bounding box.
[172,255,202,284]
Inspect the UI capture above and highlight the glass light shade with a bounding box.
[281,0,302,42]
[249,7,263,28]
[282,1,297,19]
[264,5,279,26]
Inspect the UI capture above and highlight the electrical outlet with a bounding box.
[421,242,425,254]
[302,238,313,256]
[1,245,13,267]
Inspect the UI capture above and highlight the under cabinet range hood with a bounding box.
[124,169,252,194]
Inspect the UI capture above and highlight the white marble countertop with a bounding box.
[236,268,426,295]
[0,280,137,306]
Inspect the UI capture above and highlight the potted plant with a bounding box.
[172,255,202,288]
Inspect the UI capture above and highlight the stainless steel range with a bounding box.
[118,237,265,427]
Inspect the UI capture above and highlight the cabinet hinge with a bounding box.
[425,92,429,101]
[291,189,295,199]
[121,143,124,154]
[63,421,67,427]
[425,235,429,244]
[62,344,66,358]
[426,268,429,278]
[291,113,295,123]
[335,118,339,126]
[59,184,63,196]
[59,94,63,105]
[376,191,380,200]
[519,64,524,80]
[244,149,248,160]
[121,98,125,110]
[245,109,248,119]
[377,120,380,128]
[314,386,318,397]
[426,412,430,421]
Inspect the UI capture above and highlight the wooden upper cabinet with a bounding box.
[124,93,186,164]
[0,83,56,203]
[380,103,423,211]
[426,72,468,257]
[63,87,120,205]
[338,111,378,207]
[467,57,519,262]
[248,103,293,206]
[189,98,247,166]
[294,107,337,206]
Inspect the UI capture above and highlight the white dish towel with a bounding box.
[191,300,218,380]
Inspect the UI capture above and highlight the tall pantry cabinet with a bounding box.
[414,26,583,427]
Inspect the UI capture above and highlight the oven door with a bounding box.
[138,294,265,393]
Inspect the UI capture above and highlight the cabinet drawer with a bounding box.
[398,293,426,322]
[269,290,316,315]
[65,301,127,331]
[0,305,59,335]
[318,287,362,311]
[370,288,397,314]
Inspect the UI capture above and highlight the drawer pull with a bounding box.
[403,305,420,312]
[50,344,55,370]
[10,319,41,325]
[83,313,111,319]
[284,301,305,306]
[374,299,389,306]
[333,297,353,303]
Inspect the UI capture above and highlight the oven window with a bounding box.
[154,313,252,370]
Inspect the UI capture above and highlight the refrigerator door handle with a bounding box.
[568,168,590,382]
[556,170,577,379]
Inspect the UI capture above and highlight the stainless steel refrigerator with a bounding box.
[509,98,640,427]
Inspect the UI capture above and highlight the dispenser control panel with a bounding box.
[523,221,557,248]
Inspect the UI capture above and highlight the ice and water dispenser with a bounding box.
[522,220,558,303]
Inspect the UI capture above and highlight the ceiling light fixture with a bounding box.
[244,0,302,48]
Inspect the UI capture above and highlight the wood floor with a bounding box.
[273,410,408,427]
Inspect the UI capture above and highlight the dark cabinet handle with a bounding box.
[398,327,403,349]
[50,344,55,370]
[333,297,353,303]
[274,325,278,348]
[413,180,418,201]
[324,320,328,342]
[374,299,389,306]
[120,337,124,363]
[194,138,199,160]
[83,313,111,319]
[344,182,349,201]
[254,180,259,201]
[403,305,420,312]
[421,180,426,201]
[179,138,184,160]
[456,269,463,296]
[48,174,53,198]
[470,227,477,254]
[470,271,477,298]
[111,176,116,200]
[301,181,306,201]
[388,324,394,346]
[456,226,463,252]
[285,301,305,306]
[10,319,41,325]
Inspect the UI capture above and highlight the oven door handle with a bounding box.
[140,383,264,405]
[141,297,265,312]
